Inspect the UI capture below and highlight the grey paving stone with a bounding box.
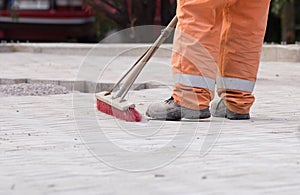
[0,46,299,194]
[0,75,299,194]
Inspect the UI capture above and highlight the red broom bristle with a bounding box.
[96,99,142,122]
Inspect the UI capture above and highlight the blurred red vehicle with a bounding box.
[0,0,177,42]
[0,0,97,42]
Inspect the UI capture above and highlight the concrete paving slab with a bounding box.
[0,44,300,194]
[0,67,300,194]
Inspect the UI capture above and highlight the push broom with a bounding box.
[96,16,178,122]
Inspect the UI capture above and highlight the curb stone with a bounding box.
[1,43,300,62]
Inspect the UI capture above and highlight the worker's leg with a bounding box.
[172,0,225,110]
[146,0,225,120]
[217,0,270,114]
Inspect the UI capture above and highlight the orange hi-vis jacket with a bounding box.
[172,0,270,114]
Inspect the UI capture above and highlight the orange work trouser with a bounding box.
[172,0,270,114]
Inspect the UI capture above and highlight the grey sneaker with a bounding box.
[211,99,250,120]
[146,97,211,121]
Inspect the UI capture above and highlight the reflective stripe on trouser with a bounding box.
[216,77,255,93]
[173,74,215,110]
[172,0,270,113]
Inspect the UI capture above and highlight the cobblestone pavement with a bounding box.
[0,45,299,194]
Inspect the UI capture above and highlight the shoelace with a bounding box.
[164,96,174,104]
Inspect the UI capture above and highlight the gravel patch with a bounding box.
[0,83,70,97]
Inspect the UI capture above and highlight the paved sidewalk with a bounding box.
[0,49,174,92]
[0,44,299,194]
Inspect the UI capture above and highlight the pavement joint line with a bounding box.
[0,43,300,62]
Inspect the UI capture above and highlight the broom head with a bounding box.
[96,91,142,122]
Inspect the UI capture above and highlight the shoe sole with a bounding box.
[181,108,211,120]
[147,108,211,121]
